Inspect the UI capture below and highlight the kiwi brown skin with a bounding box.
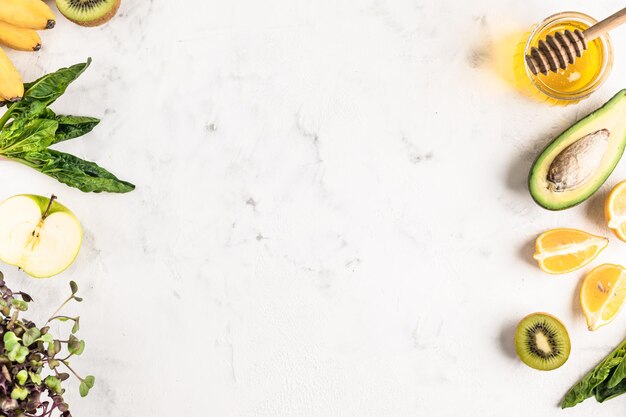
[59,0,121,27]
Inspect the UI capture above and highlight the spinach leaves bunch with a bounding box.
[562,338,626,408]
[0,59,134,193]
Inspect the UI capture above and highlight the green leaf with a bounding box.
[38,333,53,344]
[15,370,27,385]
[45,375,62,394]
[17,346,28,363]
[23,59,91,104]
[595,378,626,403]
[83,375,95,388]
[0,59,135,195]
[28,371,41,385]
[48,359,59,369]
[71,317,80,334]
[79,381,89,397]
[608,356,626,388]
[47,339,59,356]
[29,359,43,368]
[3,99,48,122]
[0,117,57,156]
[22,327,40,347]
[70,281,78,294]
[79,375,95,397]
[68,336,85,356]
[3,332,19,351]
[10,148,135,193]
[9,299,28,312]
[562,338,626,408]
[10,386,28,400]
[54,115,100,143]
[37,107,57,120]
[8,345,29,364]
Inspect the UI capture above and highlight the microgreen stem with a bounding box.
[59,353,73,362]
[8,311,18,330]
[45,296,74,325]
[48,315,74,322]
[60,360,83,382]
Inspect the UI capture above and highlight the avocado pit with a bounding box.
[547,129,610,192]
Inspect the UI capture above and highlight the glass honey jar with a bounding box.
[514,12,613,105]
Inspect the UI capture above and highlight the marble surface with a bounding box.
[5,0,626,415]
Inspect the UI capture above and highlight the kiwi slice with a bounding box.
[56,0,121,27]
[514,312,570,371]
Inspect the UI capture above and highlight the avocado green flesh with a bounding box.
[529,90,626,210]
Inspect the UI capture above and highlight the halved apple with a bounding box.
[0,195,82,278]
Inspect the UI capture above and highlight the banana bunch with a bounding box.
[0,0,56,102]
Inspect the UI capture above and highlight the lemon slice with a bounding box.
[606,180,626,241]
[580,264,626,331]
[534,228,608,274]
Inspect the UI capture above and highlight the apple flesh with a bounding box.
[0,195,82,278]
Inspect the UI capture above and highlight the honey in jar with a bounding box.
[514,12,613,105]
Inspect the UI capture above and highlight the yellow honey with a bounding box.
[533,22,603,94]
[513,12,613,106]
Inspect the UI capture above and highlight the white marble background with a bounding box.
[4,0,626,415]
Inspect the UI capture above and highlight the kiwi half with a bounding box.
[56,0,121,27]
[514,312,570,371]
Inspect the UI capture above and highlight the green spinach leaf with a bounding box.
[54,115,100,143]
[0,59,134,193]
[562,339,626,408]
[0,100,47,125]
[13,148,134,193]
[1,59,91,125]
[0,118,58,154]
[23,59,91,103]
[607,351,626,389]
[595,373,626,403]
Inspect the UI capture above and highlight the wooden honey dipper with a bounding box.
[526,7,626,76]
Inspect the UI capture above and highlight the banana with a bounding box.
[0,21,41,51]
[0,48,23,102]
[0,0,56,30]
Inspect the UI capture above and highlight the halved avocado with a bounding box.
[529,90,626,210]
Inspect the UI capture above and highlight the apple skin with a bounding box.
[24,194,73,218]
[0,195,82,278]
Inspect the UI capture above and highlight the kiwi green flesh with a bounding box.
[56,0,120,26]
[515,313,570,371]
